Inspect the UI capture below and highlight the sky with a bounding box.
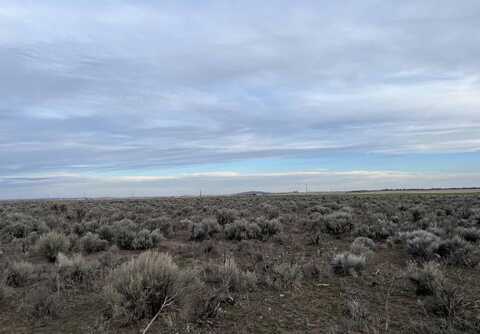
[1,0,480,199]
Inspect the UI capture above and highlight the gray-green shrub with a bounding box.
[350,237,375,255]
[35,231,70,262]
[216,209,237,226]
[407,261,446,296]
[79,232,109,254]
[401,230,441,259]
[103,251,202,324]
[455,227,480,243]
[257,217,282,239]
[322,211,354,235]
[6,261,35,287]
[271,262,303,289]
[436,237,480,267]
[132,229,161,250]
[112,219,137,250]
[353,218,395,241]
[21,287,61,320]
[331,252,366,276]
[98,225,115,242]
[57,253,97,288]
[224,219,261,241]
[191,222,209,241]
[202,257,256,292]
[143,216,173,238]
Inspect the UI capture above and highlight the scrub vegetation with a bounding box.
[0,193,479,333]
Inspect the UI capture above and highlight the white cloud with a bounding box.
[1,1,480,197]
[2,169,480,199]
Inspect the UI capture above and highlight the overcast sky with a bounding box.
[1,1,480,199]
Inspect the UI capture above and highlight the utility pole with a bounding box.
[305,184,308,193]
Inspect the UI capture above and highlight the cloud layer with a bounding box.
[3,170,480,199]
[1,1,480,197]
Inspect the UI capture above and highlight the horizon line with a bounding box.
[2,186,480,202]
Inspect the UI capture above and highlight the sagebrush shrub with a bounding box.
[2,222,29,240]
[79,232,109,254]
[426,226,446,239]
[271,262,303,289]
[112,220,137,250]
[350,237,375,255]
[353,218,395,241]
[328,297,372,333]
[410,206,425,222]
[400,230,480,267]
[57,253,96,288]
[203,257,257,292]
[401,230,440,259]
[308,205,331,215]
[470,208,480,225]
[422,283,467,319]
[1,213,49,241]
[191,222,209,241]
[345,297,369,324]
[144,216,173,237]
[302,261,323,280]
[331,252,366,276]
[98,245,121,269]
[329,297,372,334]
[72,222,87,236]
[261,203,280,219]
[21,287,62,320]
[150,229,164,245]
[406,261,468,319]
[224,219,262,241]
[98,225,115,242]
[278,213,296,225]
[26,231,40,247]
[103,251,202,324]
[216,209,237,226]
[352,236,375,249]
[257,218,282,239]
[180,286,224,321]
[455,227,480,243]
[407,261,446,296]
[132,229,161,250]
[436,237,480,267]
[323,211,353,235]
[202,217,221,236]
[0,277,13,303]
[6,261,35,287]
[36,231,70,262]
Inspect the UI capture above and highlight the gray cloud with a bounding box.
[1,1,480,197]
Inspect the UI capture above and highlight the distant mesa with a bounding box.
[234,191,272,196]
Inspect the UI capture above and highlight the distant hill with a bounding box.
[233,191,272,196]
